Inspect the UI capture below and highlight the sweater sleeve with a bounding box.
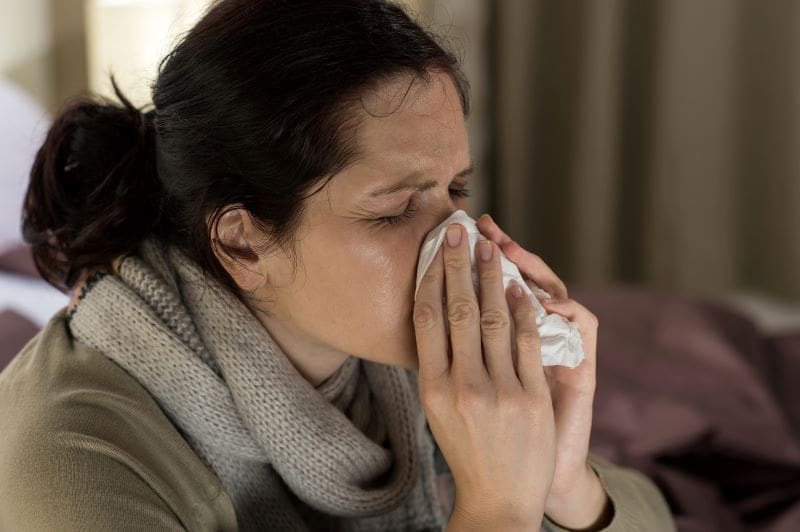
[541,452,676,532]
[0,429,188,532]
[0,309,238,532]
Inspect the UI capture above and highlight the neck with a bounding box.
[256,312,351,388]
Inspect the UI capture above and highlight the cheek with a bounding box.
[348,238,418,322]
[299,232,419,329]
[283,226,423,365]
[366,248,417,325]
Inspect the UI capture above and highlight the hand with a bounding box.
[476,213,607,528]
[414,222,556,529]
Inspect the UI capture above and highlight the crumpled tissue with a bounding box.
[414,209,585,368]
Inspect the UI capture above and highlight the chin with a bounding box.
[389,354,419,371]
[356,319,419,370]
[388,339,421,371]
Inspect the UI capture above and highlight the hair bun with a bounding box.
[22,75,163,292]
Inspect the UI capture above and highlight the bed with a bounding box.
[1,76,797,532]
[0,244,69,369]
[568,284,800,531]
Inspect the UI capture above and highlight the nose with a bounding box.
[413,205,455,254]
[434,196,468,225]
[425,208,456,235]
[417,190,470,244]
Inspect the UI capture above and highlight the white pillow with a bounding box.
[0,272,69,328]
[0,79,50,254]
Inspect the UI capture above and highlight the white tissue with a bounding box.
[414,210,585,368]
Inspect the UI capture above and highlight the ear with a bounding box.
[208,206,267,293]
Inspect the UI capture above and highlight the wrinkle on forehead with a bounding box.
[358,70,458,128]
[315,70,468,212]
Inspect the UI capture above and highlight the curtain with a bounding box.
[422,0,800,302]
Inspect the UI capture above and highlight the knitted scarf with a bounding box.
[66,235,447,531]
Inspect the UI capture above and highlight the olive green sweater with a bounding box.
[0,307,676,531]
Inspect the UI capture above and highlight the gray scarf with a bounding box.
[66,235,446,531]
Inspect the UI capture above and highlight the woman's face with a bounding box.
[226,70,472,384]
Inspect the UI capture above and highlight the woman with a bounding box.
[0,0,675,530]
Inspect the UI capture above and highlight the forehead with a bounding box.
[339,70,470,187]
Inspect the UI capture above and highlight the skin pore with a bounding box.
[211,69,472,387]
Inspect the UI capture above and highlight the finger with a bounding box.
[540,298,596,328]
[476,213,568,300]
[475,238,517,388]
[476,213,514,248]
[504,245,567,301]
[443,223,486,383]
[506,280,546,391]
[541,298,598,360]
[413,246,450,383]
[540,298,579,321]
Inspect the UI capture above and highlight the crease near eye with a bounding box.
[372,186,471,228]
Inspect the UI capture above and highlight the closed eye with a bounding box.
[372,186,471,228]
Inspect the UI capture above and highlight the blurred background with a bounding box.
[3,0,800,329]
[2,2,800,530]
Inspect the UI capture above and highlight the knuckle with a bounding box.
[495,389,525,416]
[444,252,469,272]
[447,296,479,328]
[419,383,447,411]
[420,267,437,285]
[453,382,486,413]
[413,302,439,331]
[525,385,552,408]
[512,295,536,318]
[480,308,511,336]
[516,329,541,352]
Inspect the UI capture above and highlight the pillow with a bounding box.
[0,78,50,253]
[0,243,39,279]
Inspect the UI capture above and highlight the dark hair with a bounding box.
[22,0,470,312]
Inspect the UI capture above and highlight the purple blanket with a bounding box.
[570,284,800,532]
[0,309,39,370]
[0,244,42,368]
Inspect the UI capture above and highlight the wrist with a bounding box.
[544,463,612,531]
[447,499,542,532]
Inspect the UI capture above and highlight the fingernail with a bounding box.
[510,282,524,298]
[479,240,492,261]
[446,224,461,247]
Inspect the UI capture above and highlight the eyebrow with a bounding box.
[367,160,476,197]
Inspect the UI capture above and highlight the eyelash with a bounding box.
[374,187,472,228]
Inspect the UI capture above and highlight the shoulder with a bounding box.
[0,307,238,532]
